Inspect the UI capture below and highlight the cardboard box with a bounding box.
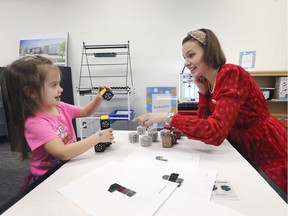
[274,77,288,100]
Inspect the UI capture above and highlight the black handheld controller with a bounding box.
[94,115,112,152]
[100,88,114,101]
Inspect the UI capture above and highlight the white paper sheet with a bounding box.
[120,147,200,168]
[120,148,215,200]
[58,161,179,216]
[156,190,247,216]
[211,180,239,200]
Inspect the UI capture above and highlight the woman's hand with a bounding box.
[133,112,167,127]
[193,76,207,95]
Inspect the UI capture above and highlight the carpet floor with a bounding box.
[0,137,30,208]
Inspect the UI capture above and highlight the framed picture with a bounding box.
[19,32,68,66]
[239,51,256,70]
[146,87,177,128]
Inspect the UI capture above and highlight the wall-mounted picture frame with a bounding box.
[19,32,68,66]
[146,86,177,128]
[239,51,256,70]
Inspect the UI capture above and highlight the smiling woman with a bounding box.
[133,28,288,195]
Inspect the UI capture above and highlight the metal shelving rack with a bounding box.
[77,41,135,138]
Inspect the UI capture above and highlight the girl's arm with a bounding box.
[79,94,103,117]
[79,86,111,117]
[44,128,114,161]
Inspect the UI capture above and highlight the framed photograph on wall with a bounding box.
[146,87,177,128]
[19,32,68,66]
[239,51,256,70]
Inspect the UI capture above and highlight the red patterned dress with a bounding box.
[170,64,287,193]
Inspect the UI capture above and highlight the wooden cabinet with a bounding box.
[249,71,287,120]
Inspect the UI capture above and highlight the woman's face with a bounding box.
[182,41,210,78]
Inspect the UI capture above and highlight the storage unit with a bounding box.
[249,71,288,123]
[179,73,199,103]
[77,42,135,138]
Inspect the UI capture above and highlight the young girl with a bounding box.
[133,29,287,195]
[1,55,114,188]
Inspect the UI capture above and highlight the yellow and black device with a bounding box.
[100,115,110,129]
[94,115,112,152]
[100,88,114,101]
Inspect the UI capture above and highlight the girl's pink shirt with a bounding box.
[24,102,81,176]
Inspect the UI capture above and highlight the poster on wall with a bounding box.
[19,32,68,66]
[239,51,256,70]
[146,87,177,128]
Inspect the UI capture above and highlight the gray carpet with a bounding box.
[0,137,30,208]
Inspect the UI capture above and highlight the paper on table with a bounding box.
[58,161,179,216]
[119,148,216,200]
[211,180,239,200]
[121,148,200,168]
[156,190,247,216]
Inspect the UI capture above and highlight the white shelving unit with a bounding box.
[77,41,135,138]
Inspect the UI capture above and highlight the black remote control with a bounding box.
[94,115,112,152]
[100,88,114,101]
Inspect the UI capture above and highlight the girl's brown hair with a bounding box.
[1,56,54,160]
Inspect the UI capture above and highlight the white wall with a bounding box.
[0,0,287,119]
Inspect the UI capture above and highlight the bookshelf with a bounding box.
[249,71,287,125]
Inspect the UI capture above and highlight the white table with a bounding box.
[2,131,287,216]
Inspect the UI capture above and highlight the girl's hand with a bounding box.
[193,76,207,95]
[133,112,167,127]
[95,85,111,100]
[98,85,112,93]
[95,128,114,143]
